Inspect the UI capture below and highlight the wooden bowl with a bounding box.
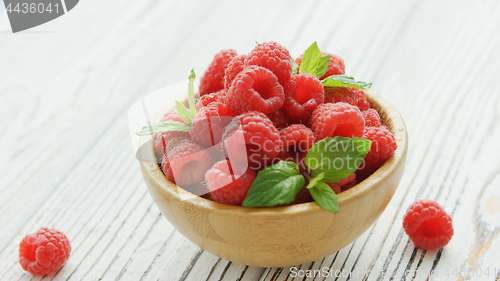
[138,89,408,267]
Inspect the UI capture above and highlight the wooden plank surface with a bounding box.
[1,0,500,280]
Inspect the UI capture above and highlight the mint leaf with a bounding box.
[305,137,371,183]
[291,57,299,76]
[242,161,305,207]
[298,42,322,76]
[176,100,196,124]
[188,69,197,115]
[309,181,339,213]
[135,121,191,136]
[316,54,331,78]
[321,75,372,89]
[306,172,325,189]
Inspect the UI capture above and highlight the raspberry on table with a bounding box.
[19,227,71,275]
[224,54,246,90]
[279,124,315,154]
[356,89,371,111]
[190,102,233,147]
[199,49,238,96]
[205,160,257,206]
[363,108,382,127]
[154,111,190,161]
[222,111,281,169]
[282,73,324,123]
[324,86,358,106]
[266,109,288,129]
[225,65,285,115]
[161,137,213,186]
[245,41,292,85]
[295,52,345,79]
[359,126,397,171]
[195,89,227,111]
[403,200,454,250]
[310,102,365,140]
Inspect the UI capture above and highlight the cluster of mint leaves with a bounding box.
[242,137,371,213]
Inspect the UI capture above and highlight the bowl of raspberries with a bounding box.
[136,41,408,267]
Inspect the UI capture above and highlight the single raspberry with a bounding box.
[324,87,358,106]
[224,54,246,90]
[195,89,226,111]
[311,102,365,140]
[403,200,454,250]
[282,74,324,123]
[334,172,356,186]
[190,102,233,147]
[360,126,397,171]
[205,160,257,206]
[161,137,213,186]
[266,109,288,129]
[363,108,382,127]
[327,183,341,194]
[225,65,284,115]
[199,49,238,96]
[222,111,281,169]
[154,111,190,160]
[19,227,71,275]
[295,52,345,79]
[279,124,315,154]
[356,89,371,111]
[245,41,292,85]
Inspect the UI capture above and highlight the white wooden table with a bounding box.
[1,0,500,280]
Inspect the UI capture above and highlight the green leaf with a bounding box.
[309,181,339,213]
[242,161,305,207]
[306,172,324,189]
[187,69,197,115]
[135,121,191,136]
[291,57,299,76]
[316,54,331,78]
[298,42,322,76]
[176,100,195,124]
[305,137,371,183]
[321,75,372,89]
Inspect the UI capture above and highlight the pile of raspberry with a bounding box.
[155,41,397,206]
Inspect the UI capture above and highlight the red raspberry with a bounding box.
[225,65,285,115]
[334,172,356,186]
[363,108,382,127]
[195,89,226,111]
[161,138,213,186]
[224,54,246,90]
[266,109,288,129]
[327,183,341,194]
[205,160,257,206]
[190,102,233,147]
[356,89,371,111]
[199,49,238,96]
[360,126,397,170]
[279,124,315,154]
[324,86,358,106]
[245,41,292,85]
[222,111,281,169]
[311,102,365,140]
[19,227,71,275]
[154,111,190,159]
[282,73,324,123]
[403,200,454,250]
[295,52,345,79]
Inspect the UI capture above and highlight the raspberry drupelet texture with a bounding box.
[225,65,285,115]
[245,41,292,85]
[324,86,358,106]
[403,200,454,250]
[161,137,213,186]
[224,54,246,90]
[266,109,288,129]
[222,111,281,169]
[199,49,238,96]
[279,124,315,154]
[19,227,71,275]
[295,52,345,79]
[282,73,324,123]
[360,126,397,171]
[190,102,233,147]
[310,102,365,140]
[195,89,227,111]
[334,172,356,186]
[154,111,190,160]
[356,89,371,111]
[205,160,257,206]
[363,108,382,127]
